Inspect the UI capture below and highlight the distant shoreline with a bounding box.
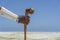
[0,31,60,33]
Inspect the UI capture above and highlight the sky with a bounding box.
[0,0,60,32]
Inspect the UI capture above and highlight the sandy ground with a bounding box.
[0,32,60,40]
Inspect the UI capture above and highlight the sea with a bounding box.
[0,32,60,40]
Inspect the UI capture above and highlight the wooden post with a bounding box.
[24,23,27,40]
[23,8,34,40]
[24,10,28,40]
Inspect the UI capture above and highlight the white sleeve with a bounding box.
[0,6,18,21]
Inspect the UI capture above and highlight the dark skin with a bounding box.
[18,15,30,25]
[18,8,34,25]
[0,7,1,10]
[18,8,34,40]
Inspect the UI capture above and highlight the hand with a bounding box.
[18,15,30,25]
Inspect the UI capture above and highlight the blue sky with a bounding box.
[0,0,60,32]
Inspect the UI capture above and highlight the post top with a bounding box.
[30,8,34,10]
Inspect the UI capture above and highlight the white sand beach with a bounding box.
[0,32,60,40]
